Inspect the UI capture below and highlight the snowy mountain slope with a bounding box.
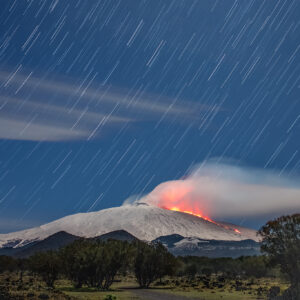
[0,203,259,248]
[154,234,260,258]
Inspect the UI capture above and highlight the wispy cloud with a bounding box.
[0,117,87,141]
[125,162,300,220]
[0,95,129,141]
[0,67,212,141]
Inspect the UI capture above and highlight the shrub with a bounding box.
[104,295,117,300]
[268,286,280,299]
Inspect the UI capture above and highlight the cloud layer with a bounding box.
[0,68,211,142]
[125,162,300,220]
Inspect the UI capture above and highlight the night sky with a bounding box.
[0,0,299,233]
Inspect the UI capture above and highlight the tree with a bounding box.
[16,258,28,282]
[29,251,61,288]
[60,239,83,288]
[134,241,177,288]
[201,267,212,277]
[60,239,99,289]
[101,240,131,290]
[60,239,131,290]
[0,255,17,274]
[239,256,268,278]
[185,264,197,279]
[258,214,300,298]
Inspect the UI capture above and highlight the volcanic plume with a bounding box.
[126,162,300,223]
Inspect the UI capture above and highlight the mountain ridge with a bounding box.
[0,230,260,258]
[0,204,259,249]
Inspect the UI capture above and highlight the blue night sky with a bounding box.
[0,0,299,233]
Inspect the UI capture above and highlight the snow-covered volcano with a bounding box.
[0,203,259,248]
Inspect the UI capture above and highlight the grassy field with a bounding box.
[58,280,139,300]
[155,277,289,300]
[0,272,289,300]
[57,276,289,300]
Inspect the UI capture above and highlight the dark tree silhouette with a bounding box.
[29,251,61,288]
[258,214,300,299]
[134,241,177,288]
[0,255,17,273]
[60,239,131,290]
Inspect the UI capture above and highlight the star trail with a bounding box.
[0,0,299,232]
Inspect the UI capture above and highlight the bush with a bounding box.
[268,286,280,299]
[184,264,198,279]
[239,256,268,278]
[104,295,117,300]
[38,293,50,299]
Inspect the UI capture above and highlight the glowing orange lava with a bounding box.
[169,206,213,222]
[156,182,241,234]
[167,206,242,234]
[157,184,214,222]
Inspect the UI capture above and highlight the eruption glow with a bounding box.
[168,207,213,222]
[124,162,300,231]
[143,181,241,233]
[142,180,214,222]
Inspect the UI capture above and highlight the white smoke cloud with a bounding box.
[125,162,300,219]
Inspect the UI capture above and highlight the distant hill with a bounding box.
[0,230,137,258]
[94,230,137,242]
[0,231,80,258]
[154,234,261,258]
[153,234,185,247]
[0,230,260,258]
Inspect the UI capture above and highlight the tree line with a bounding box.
[0,239,177,290]
[0,213,299,298]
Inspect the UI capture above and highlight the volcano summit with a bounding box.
[0,203,258,250]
